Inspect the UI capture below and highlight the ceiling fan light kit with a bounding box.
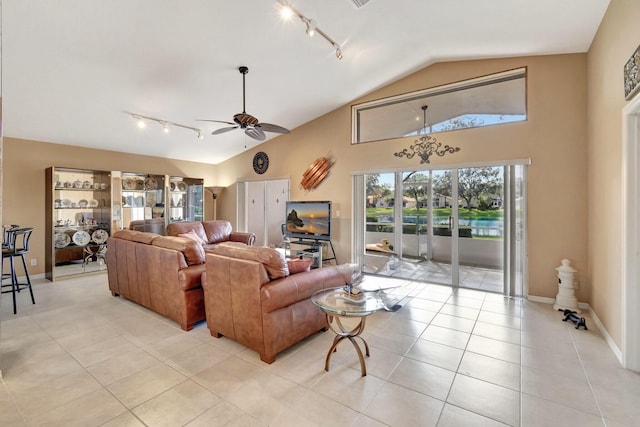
[198,66,291,141]
[277,0,343,60]
[129,113,203,139]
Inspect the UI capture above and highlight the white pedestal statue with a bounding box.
[553,258,580,313]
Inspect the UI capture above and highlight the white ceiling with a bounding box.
[1,0,610,165]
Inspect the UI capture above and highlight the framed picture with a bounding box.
[624,43,640,100]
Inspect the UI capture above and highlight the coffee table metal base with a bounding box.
[324,314,371,376]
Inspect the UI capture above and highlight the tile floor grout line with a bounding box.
[566,323,609,426]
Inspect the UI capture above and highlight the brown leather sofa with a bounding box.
[203,242,349,363]
[106,229,207,331]
[166,220,255,251]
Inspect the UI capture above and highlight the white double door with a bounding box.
[237,179,289,247]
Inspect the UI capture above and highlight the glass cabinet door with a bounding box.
[46,167,111,280]
[121,173,165,228]
[168,177,204,223]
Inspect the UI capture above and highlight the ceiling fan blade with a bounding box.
[197,119,235,126]
[212,126,238,135]
[257,122,291,134]
[245,127,266,141]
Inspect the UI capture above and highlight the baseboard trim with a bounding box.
[527,296,623,364]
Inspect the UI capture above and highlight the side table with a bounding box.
[311,287,385,376]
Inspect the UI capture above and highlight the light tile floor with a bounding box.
[364,256,504,293]
[0,273,638,426]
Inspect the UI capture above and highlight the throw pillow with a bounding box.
[178,229,207,246]
[287,258,313,274]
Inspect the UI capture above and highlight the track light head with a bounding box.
[305,22,315,37]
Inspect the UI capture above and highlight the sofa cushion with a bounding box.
[287,258,313,274]
[202,220,233,244]
[151,236,206,265]
[212,242,289,279]
[112,229,159,244]
[166,222,208,244]
[179,229,207,246]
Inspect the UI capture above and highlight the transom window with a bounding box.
[352,68,527,144]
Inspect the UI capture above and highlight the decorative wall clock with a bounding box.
[253,151,269,174]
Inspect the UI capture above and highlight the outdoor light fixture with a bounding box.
[129,113,203,139]
[277,0,343,60]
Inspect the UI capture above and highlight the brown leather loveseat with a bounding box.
[166,220,255,251]
[106,229,207,331]
[203,242,349,363]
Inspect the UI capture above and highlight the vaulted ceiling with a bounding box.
[1,0,610,164]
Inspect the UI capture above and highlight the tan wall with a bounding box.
[587,0,640,348]
[2,137,215,275]
[215,54,589,301]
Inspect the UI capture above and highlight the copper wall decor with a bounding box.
[394,134,460,164]
[301,156,333,190]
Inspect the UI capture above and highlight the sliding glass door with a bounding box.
[358,164,525,296]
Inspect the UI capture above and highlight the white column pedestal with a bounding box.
[553,258,580,313]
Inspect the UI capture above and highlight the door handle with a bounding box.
[448,216,453,230]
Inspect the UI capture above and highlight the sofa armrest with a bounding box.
[228,232,256,246]
[261,266,347,313]
[203,253,269,346]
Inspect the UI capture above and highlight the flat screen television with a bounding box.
[285,201,332,241]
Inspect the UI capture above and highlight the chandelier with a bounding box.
[393,105,460,163]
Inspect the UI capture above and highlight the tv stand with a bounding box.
[289,239,337,268]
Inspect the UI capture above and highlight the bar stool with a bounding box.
[2,224,19,249]
[1,227,36,314]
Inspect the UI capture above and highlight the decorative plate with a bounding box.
[122,179,134,190]
[176,181,187,192]
[88,199,99,208]
[54,232,71,248]
[145,176,158,190]
[170,182,176,191]
[91,229,109,244]
[61,198,72,208]
[78,199,88,208]
[253,151,269,174]
[135,179,144,190]
[72,230,91,246]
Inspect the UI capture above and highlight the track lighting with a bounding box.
[129,113,203,140]
[277,0,343,60]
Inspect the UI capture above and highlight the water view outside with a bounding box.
[366,210,504,238]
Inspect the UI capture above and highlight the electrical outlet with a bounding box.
[30,259,37,266]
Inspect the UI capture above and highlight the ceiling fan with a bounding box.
[199,66,290,141]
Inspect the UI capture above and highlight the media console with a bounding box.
[288,239,337,269]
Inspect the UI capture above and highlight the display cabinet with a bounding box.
[119,172,166,227]
[168,177,204,223]
[45,167,112,280]
[112,173,204,231]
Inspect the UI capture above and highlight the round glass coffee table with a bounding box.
[311,287,385,376]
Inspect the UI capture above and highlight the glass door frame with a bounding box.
[354,160,529,297]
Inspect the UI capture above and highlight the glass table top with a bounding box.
[311,286,386,317]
